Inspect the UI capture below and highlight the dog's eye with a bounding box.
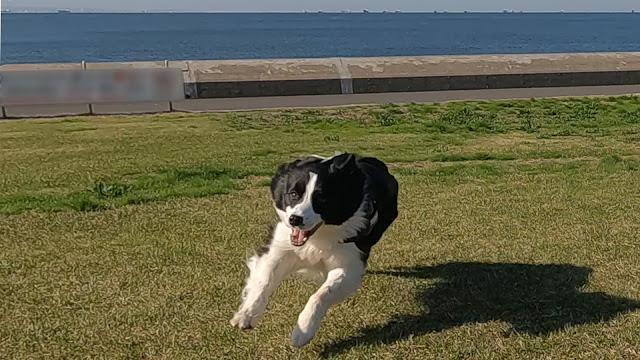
[289,192,300,200]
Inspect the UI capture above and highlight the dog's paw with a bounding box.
[290,302,324,347]
[230,309,259,330]
[290,326,315,348]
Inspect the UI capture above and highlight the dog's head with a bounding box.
[271,153,365,246]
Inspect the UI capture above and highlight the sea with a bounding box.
[1,12,640,64]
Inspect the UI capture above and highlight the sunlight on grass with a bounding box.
[1,96,639,359]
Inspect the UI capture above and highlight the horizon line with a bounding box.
[2,10,638,14]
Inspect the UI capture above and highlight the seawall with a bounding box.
[2,52,640,117]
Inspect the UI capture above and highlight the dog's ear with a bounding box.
[329,153,357,174]
[296,156,323,167]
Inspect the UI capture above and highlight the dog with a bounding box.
[230,153,398,347]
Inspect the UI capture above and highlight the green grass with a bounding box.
[0,164,259,214]
[1,96,640,359]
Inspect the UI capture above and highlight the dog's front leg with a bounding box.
[290,261,365,347]
[231,249,297,330]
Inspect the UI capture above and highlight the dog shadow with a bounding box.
[321,262,640,357]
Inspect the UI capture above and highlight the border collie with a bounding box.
[230,153,398,347]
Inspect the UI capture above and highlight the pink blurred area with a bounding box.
[0,68,184,105]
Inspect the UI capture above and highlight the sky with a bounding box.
[3,0,639,12]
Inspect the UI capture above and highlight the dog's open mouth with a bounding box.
[290,222,323,246]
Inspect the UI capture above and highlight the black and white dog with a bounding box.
[230,153,398,347]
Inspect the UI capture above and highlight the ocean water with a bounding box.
[1,12,640,64]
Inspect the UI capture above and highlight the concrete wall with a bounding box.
[173,52,640,98]
[2,52,640,111]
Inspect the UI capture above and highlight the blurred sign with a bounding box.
[0,68,184,105]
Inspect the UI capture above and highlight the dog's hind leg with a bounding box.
[231,248,298,330]
[290,248,365,347]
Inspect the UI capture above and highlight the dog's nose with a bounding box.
[289,215,304,227]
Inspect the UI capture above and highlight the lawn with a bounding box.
[1,96,640,359]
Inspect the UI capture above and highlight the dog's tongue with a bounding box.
[290,228,308,246]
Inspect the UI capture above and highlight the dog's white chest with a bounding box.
[293,243,324,264]
[295,241,362,270]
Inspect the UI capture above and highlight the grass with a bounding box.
[0,165,257,214]
[1,96,640,359]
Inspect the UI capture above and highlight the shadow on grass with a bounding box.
[321,262,640,357]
